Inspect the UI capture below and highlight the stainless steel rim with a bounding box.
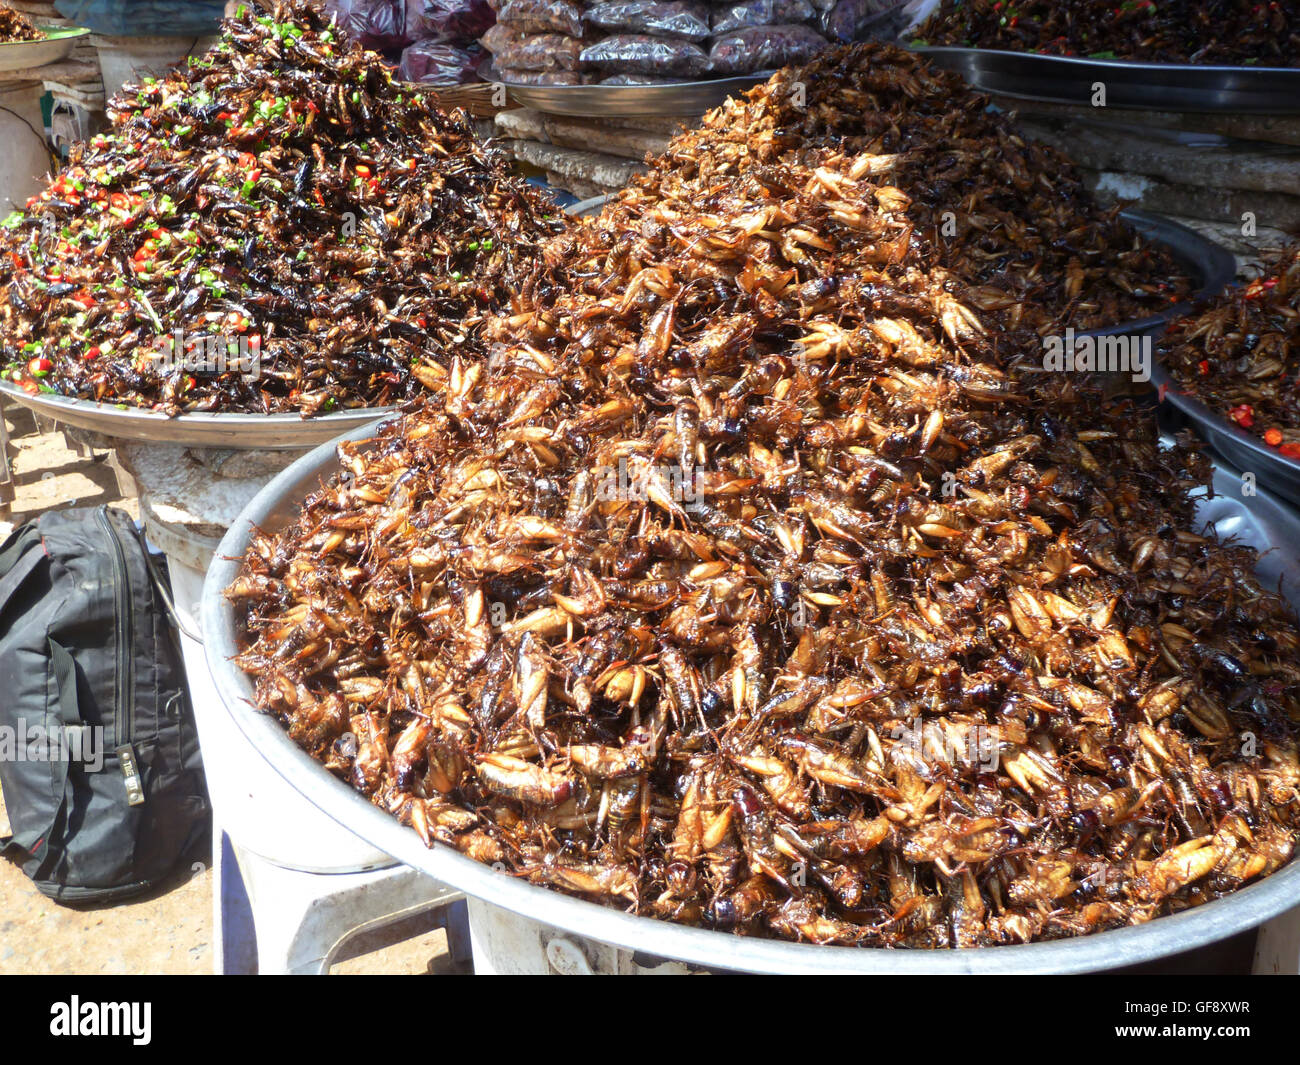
[914,46,1300,114]
[0,380,397,450]
[1152,359,1300,507]
[201,423,1300,974]
[499,74,771,117]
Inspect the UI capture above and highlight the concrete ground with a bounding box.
[0,402,455,975]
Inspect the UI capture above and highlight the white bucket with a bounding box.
[121,444,397,875]
[0,80,53,216]
[91,33,219,99]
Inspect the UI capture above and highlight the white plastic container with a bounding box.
[0,80,52,215]
[121,441,397,874]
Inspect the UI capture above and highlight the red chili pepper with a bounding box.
[1264,428,1283,446]
[1280,443,1300,460]
[27,357,52,377]
[1229,404,1255,428]
[1197,359,1210,375]
[85,345,101,360]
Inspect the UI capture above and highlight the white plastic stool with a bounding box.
[231,849,465,975]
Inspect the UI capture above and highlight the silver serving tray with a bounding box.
[499,72,771,117]
[0,26,90,73]
[201,422,1300,974]
[914,46,1300,114]
[0,379,395,450]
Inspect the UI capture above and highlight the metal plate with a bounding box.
[0,380,395,450]
[499,73,771,117]
[201,423,1300,974]
[914,46,1300,115]
[566,194,610,218]
[0,27,90,72]
[1153,359,1300,508]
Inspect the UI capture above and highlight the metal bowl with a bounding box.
[1152,362,1300,508]
[1099,210,1236,338]
[913,46,1300,114]
[201,423,1300,974]
[0,379,396,450]
[0,26,90,73]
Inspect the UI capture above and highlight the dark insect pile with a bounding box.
[913,0,1300,68]
[0,4,43,43]
[0,0,563,415]
[1158,243,1300,460]
[229,47,1300,947]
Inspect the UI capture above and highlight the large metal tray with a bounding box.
[1153,357,1300,508]
[0,379,395,450]
[202,423,1300,975]
[914,46,1300,114]
[0,26,90,72]
[499,72,771,117]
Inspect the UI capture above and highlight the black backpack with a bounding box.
[0,505,209,903]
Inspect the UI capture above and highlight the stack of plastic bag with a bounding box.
[478,0,901,85]
[325,0,495,84]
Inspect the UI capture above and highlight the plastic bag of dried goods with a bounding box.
[710,0,812,34]
[819,0,896,41]
[497,66,585,82]
[708,23,827,73]
[490,31,585,69]
[583,0,711,41]
[325,0,413,50]
[496,0,584,35]
[407,0,496,41]
[480,22,522,51]
[398,39,484,81]
[580,33,710,76]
